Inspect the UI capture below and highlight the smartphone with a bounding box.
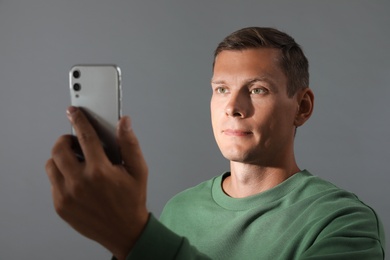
[69,64,122,164]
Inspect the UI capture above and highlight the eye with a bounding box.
[250,88,267,95]
[216,87,228,94]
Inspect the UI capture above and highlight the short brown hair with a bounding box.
[214,27,309,97]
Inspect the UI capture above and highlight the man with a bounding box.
[46,27,385,259]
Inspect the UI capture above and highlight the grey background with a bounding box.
[0,0,388,258]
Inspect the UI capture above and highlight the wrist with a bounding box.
[111,211,150,260]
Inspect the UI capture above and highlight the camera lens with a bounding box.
[73,83,81,91]
[73,70,80,79]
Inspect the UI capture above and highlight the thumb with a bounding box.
[117,116,148,181]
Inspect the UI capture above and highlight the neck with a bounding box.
[223,161,300,198]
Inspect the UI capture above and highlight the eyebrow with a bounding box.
[211,76,277,90]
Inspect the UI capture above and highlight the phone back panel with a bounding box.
[69,65,122,164]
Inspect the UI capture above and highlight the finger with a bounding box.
[117,116,148,181]
[46,158,64,186]
[46,159,66,208]
[50,135,82,178]
[45,159,69,217]
[67,106,108,163]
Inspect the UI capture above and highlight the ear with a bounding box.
[294,88,314,127]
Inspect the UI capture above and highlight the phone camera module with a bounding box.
[73,83,81,91]
[73,70,80,79]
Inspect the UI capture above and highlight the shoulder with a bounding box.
[162,174,221,209]
[292,171,378,218]
[284,171,385,257]
[294,171,385,247]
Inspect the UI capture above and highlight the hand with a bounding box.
[46,106,149,260]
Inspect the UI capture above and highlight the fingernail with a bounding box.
[122,116,132,131]
[66,106,78,120]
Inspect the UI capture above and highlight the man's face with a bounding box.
[211,48,299,166]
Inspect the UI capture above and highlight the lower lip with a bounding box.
[223,130,252,137]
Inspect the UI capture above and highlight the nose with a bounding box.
[225,92,249,118]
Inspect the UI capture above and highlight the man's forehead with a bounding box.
[214,48,282,62]
[212,48,285,86]
[213,49,282,71]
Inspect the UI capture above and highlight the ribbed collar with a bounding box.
[211,170,312,211]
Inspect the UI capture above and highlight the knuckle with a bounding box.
[45,159,54,173]
[78,131,92,144]
[50,140,61,156]
[51,135,71,157]
[86,164,107,182]
[66,165,106,197]
[51,146,62,158]
[68,178,87,198]
[121,131,139,147]
[54,193,73,217]
[129,135,140,147]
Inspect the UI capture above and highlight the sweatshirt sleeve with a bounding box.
[126,214,211,260]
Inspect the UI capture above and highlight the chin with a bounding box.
[220,149,254,163]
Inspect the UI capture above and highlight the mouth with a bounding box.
[222,129,253,137]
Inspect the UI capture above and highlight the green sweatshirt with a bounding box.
[128,170,385,259]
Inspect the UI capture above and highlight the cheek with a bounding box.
[253,104,293,133]
[267,105,297,137]
[210,106,219,137]
[210,100,221,126]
